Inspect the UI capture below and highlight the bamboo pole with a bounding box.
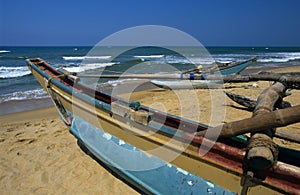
[275,129,300,144]
[196,105,300,138]
[224,91,300,143]
[78,72,300,89]
[78,73,183,79]
[78,72,300,81]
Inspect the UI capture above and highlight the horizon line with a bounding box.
[1,45,300,48]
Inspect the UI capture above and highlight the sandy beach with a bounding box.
[1,66,300,193]
[0,108,139,194]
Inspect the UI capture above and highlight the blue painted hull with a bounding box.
[70,115,234,195]
[219,59,255,75]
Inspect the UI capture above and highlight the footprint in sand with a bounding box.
[6,127,15,132]
[34,123,40,127]
[24,122,32,127]
[15,138,37,145]
[15,132,24,138]
[46,144,55,150]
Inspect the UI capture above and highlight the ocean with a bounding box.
[1,46,300,104]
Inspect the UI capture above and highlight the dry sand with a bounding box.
[0,108,138,194]
[0,66,300,194]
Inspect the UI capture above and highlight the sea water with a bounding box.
[1,46,300,104]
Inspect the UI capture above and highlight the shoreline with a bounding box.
[1,64,299,116]
[0,98,53,115]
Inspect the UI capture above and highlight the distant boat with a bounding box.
[151,57,257,89]
[27,58,299,194]
[184,56,257,75]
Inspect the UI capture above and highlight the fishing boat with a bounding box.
[27,58,300,194]
[183,56,257,75]
[151,57,257,89]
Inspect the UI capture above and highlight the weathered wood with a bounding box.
[203,71,300,84]
[275,129,300,144]
[79,72,300,89]
[196,104,300,138]
[224,91,300,143]
[246,82,286,171]
[252,82,286,135]
[79,73,183,79]
[224,91,292,111]
[198,82,298,171]
[225,91,257,110]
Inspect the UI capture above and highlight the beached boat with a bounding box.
[150,79,223,89]
[184,56,257,75]
[27,58,300,194]
[151,57,257,89]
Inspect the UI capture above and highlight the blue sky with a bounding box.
[1,0,300,46]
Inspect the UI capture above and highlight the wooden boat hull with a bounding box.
[151,80,223,89]
[27,58,300,194]
[151,57,256,89]
[216,57,256,75]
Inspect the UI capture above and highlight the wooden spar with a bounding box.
[78,73,183,79]
[275,129,300,144]
[78,72,300,88]
[199,81,298,173]
[224,91,292,111]
[195,104,300,138]
[224,91,300,143]
[203,72,300,83]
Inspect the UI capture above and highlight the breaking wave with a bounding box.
[0,66,31,79]
[63,62,117,72]
[0,88,49,102]
[62,56,112,61]
[0,50,10,53]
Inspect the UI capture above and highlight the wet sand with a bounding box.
[0,65,300,193]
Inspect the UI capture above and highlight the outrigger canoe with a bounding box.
[183,56,257,75]
[27,58,299,194]
[151,57,257,89]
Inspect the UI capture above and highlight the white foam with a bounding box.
[213,57,236,64]
[257,52,300,63]
[0,88,49,102]
[134,55,164,58]
[258,58,291,63]
[163,55,190,64]
[62,56,112,61]
[63,56,85,60]
[63,62,116,72]
[0,50,10,53]
[161,55,214,65]
[191,57,216,64]
[0,66,31,78]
